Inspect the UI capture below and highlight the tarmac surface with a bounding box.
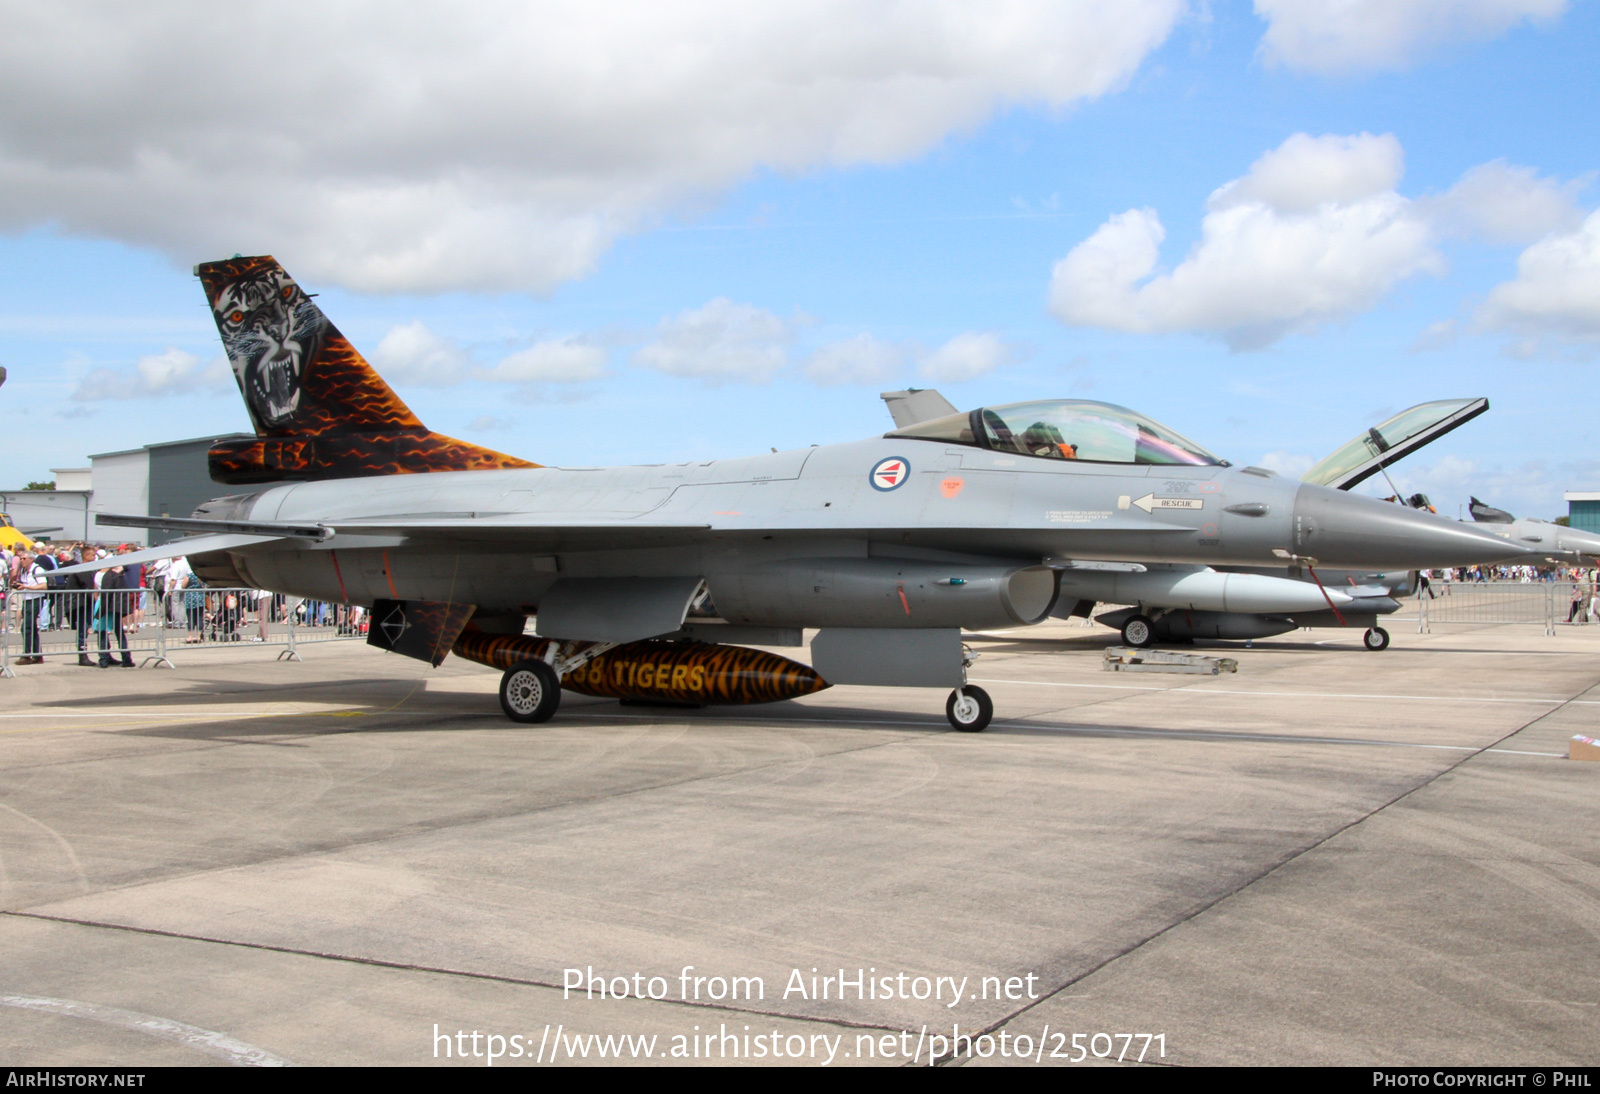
[1,619,1597,1067]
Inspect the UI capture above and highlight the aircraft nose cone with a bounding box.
[1292,484,1535,569]
[1555,524,1600,560]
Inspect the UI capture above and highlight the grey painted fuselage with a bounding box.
[200,434,1528,634]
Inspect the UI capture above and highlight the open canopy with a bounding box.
[1300,398,1488,491]
[887,399,1223,467]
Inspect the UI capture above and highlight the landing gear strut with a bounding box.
[946,685,993,732]
[1363,626,1390,651]
[500,659,561,722]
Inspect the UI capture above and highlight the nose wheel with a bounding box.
[946,685,993,732]
[500,659,562,722]
[1363,627,1390,651]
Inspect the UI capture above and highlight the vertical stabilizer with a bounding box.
[195,256,537,483]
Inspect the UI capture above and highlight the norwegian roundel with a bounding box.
[870,456,910,491]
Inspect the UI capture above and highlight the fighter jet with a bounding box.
[1027,397,1535,652]
[1464,496,1600,563]
[879,393,1486,652]
[68,257,1531,732]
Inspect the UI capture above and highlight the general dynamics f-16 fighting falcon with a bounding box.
[71,256,1532,732]
[880,393,1521,652]
[1466,495,1600,563]
[1031,398,1587,653]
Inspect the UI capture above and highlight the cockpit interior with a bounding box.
[887,399,1223,467]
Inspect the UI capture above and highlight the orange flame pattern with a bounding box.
[197,255,538,483]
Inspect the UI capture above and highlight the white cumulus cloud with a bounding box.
[482,338,609,384]
[1255,0,1566,73]
[805,333,904,385]
[1257,449,1317,478]
[371,321,470,386]
[1421,160,1588,245]
[918,331,1017,382]
[1048,132,1444,350]
[1478,209,1600,350]
[1210,132,1404,213]
[70,347,230,401]
[634,299,793,383]
[0,1,1183,294]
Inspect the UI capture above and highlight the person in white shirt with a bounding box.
[16,550,48,665]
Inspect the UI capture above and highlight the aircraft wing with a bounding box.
[85,509,1192,557]
[85,511,716,550]
[324,515,715,543]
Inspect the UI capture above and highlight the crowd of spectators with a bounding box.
[1409,565,1599,623]
[1432,564,1599,584]
[3,541,158,666]
[1,541,366,667]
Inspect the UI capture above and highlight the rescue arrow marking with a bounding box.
[1132,493,1204,513]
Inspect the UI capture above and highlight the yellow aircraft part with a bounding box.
[0,514,35,551]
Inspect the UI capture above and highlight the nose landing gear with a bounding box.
[946,685,993,732]
[1363,626,1390,651]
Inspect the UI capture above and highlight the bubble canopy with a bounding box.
[886,400,1224,467]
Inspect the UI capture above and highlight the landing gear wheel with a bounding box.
[499,659,561,723]
[1121,614,1154,648]
[946,686,993,732]
[1363,626,1390,651]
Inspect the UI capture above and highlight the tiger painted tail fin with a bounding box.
[196,255,538,484]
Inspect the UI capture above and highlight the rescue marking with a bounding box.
[940,476,964,499]
[870,456,910,491]
[1133,493,1204,513]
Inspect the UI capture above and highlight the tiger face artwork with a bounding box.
[211,266,322,431]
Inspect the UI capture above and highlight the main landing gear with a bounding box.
[1121,613,1154,648]
[500,659,561,723]
[946,685,993,732]
[1363,626,1390,651]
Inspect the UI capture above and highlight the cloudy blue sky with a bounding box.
[1,0,1595,518]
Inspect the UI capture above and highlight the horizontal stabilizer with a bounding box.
[95,512,331,541]
[52,534,283,575]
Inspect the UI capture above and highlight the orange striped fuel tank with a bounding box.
[451,630,830,705]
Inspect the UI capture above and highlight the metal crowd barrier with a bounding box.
[1398,580,1597,636]
[0,586,368,675]
[4,579,1592,676]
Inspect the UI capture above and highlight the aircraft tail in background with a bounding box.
[195,255,538,484]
